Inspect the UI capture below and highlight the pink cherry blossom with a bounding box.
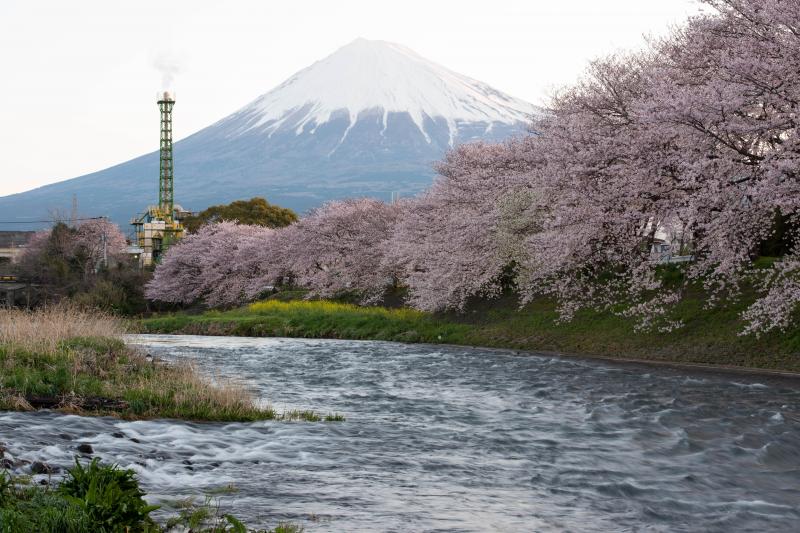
[146,0,800,334]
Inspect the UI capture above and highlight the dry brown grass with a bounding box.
[0,305,338,421]
[0,305,277,420]
[0,304,125,354]
[121,356,269,419]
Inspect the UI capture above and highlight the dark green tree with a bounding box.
[182,197,298,233]
[15,222,150,314]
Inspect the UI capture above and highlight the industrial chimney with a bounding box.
[129,91,186,267]
[157,91,175,219]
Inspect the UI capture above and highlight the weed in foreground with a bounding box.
[58,458,160,530]
[1,465,303,532]
[280,410,346,422]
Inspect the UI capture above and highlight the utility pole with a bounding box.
[102,220,108,269]
[93,218,109,274]
[70,194,78,227]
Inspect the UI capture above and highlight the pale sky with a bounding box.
[0,0,703,197]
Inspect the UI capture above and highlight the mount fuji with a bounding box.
[0,38,539,229]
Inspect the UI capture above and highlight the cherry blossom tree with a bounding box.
[145,0,800,334]
[274,198,402,303]
[652,0,800,332]
[511,52,683,328]
[145,222,277,307]
[386,141,536,311]
[74,217,128,276]
[510,0,800,331]
[147,200,402,306]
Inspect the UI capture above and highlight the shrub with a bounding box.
[58,458,159,532]
[1,467,299,532]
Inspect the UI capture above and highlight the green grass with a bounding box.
[0,336,278,421]
[139,293,800,373]
[0,335,343,422]
[0,306,344,422]
[453,294,800,371]
[142,299,471,344]
[0,463,302,533]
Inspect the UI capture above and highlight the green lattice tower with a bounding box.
[157,93,175,220]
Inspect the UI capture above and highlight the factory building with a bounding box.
[0,231,34,266]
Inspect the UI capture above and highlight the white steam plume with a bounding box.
[153,51,182,90]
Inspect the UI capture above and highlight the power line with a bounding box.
[0,216,107,224]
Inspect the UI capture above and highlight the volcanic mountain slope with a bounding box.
[0,38,539,229]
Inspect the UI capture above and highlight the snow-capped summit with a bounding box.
[0,39,539,229]
[236,38,536,145]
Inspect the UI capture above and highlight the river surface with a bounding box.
[2,335,800,532]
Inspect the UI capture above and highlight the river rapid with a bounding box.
[1,335,799,532]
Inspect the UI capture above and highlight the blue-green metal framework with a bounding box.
[158,95,175,219]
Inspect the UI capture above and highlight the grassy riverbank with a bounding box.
[0,306,327,421]
[139,295,800,373]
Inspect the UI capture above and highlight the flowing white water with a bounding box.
[2,335,799,532]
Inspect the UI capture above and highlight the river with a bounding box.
[2,335,799,532]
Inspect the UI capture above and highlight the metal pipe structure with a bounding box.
[157,91,175,219]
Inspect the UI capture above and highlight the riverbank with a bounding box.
[0,306,333,421]
[0,307,328,532]
[5,335,799,531]
[139,295,800,373]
